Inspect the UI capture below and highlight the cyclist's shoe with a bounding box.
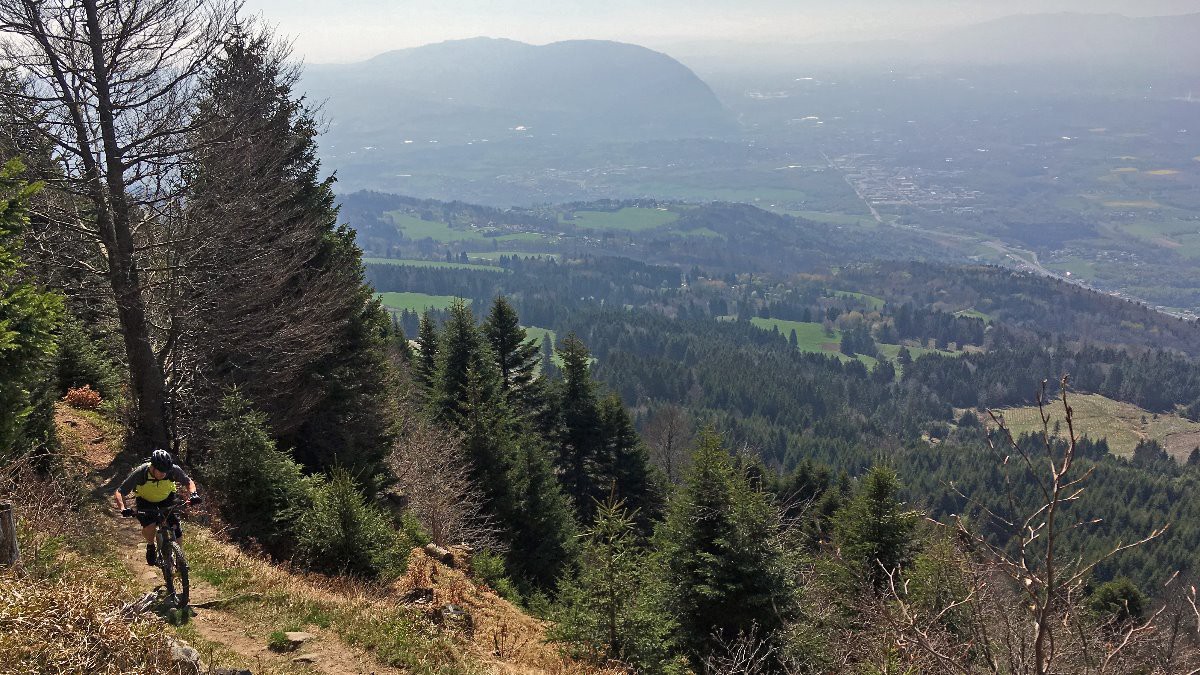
[146,543,157,566]
[188,492,202,505]
[120,507,135,518]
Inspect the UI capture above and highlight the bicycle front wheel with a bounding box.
[169,540,190,607]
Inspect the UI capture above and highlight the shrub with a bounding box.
[203,392,309,554]
[63,385,102,410]
[54,317,122,402]
[470,549,521,603]
[295,470,407,578]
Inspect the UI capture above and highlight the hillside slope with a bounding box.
[11,405,605,674]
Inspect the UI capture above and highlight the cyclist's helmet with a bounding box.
[150,449,173,472]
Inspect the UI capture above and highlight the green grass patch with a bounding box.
[363,257,506,272]
[376,293,464,313]
[750,318,852,362]
[389,212,544,244]
[787,210,876,227]
[954,308,993,321]
[183,531,473,674]
[833,290,885,310]
[750,318,961,371]
[560,207,678,231]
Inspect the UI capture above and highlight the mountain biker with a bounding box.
[113,449,200,566]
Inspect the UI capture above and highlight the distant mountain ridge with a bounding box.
[302,37,733,149]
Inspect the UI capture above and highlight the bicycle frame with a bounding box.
[134,502,191,608]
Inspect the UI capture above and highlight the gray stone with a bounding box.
[210,669,253,675]
[292,654,318,664]
[283,631,316,648]
[166,637,201,675]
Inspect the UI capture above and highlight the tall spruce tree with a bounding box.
[483,296,541,412]
[415,311,440,393]
[596,394,663,532]
[187,27,395,474]
[654,431,793,664]
[427,299,576,590]
[556,333,605,521]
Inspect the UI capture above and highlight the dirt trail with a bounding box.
[62,405,397,675]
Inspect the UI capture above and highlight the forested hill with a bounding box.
[302,37,734,146]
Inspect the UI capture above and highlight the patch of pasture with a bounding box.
[376,292,465,313]
[560,207,679,231]
[363,257,505,272]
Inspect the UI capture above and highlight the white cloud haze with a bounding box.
[242,0,1200,63]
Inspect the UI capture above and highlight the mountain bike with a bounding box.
[124,500,192,608]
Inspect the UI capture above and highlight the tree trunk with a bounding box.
[0,503,19,567]
[84,0,171,453]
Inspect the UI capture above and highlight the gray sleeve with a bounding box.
[169,465,191,486]
[118,465,145,496]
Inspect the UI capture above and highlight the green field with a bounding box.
[523,326,556,349]
[988,393,1200,461]
[750,317,960,371]
[788,210,876,227]
[363,257,505,272]
[376,292,464,313]
[388,212,544,243]
[953,308,993,322]
[561,207,679,231]
[833,291,885,311]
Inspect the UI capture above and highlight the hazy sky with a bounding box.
[240,0,1200,63]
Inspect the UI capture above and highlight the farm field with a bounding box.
[989,393,1200,460]
[388,212,544,243]
[363,257,505,272]
[560,207,678,231]
[834,290,885,310]
[787,210,876,227]
[376,292,464,313]
[750,317,961,371]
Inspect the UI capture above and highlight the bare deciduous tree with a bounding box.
[388,413,501,552]
[0,0,233,451]
[643,403,693,484]
[883,377,1196,674]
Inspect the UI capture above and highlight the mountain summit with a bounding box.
[302,38,733,147]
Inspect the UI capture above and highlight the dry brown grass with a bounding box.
[0,570,177,674]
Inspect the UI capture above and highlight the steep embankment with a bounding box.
[58,405,597,674]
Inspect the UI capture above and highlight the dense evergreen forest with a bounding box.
[3,1,1200,672]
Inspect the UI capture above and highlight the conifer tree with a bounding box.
[551,499,677,671]
[832,465,919,591]
[415,311,440,392]
[0,163,62,457]
[483,296,541,406]
[654,431,793,663]
[433,301,500,424]
[556,333,605,520]
[501,439,579,592]
[187,26,396,474]
[596,394,663,531]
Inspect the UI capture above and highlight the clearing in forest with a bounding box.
[376,292,464,313]
[989,393,1200,460]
